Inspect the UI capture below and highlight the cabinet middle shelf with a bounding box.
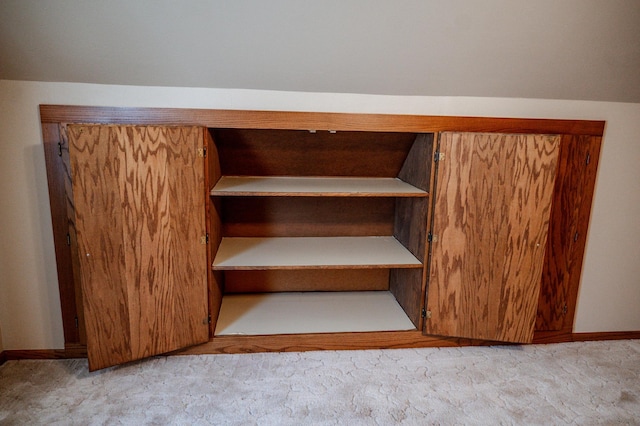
[212,236,423,270]
[210,176,428,197]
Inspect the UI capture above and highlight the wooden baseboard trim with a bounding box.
[2,331,638,361]
[533,329,640,344]
[571,331,640,341]
[532,330,574,344]
[2,344,87,361]
[4,349,67,361]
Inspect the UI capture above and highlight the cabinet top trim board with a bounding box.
[39,105,605,136]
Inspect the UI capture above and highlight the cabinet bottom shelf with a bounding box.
[214,291,417,336]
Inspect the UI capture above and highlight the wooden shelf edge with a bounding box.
[39,105,606,136]
[211,191,429,198]
[212,236,423,270]
[210,176,429,198]
[212,264,424,271]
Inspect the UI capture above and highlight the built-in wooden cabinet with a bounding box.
[40,106,604,370]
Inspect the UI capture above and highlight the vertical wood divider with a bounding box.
[421,132,440,331]
[42,123,84,344]
[206,129,224,337]
[536,135,602,332]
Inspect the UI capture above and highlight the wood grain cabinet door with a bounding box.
[67,125,209,370]
[424,132,560,343]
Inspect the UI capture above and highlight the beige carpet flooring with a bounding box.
[1,340,639,425]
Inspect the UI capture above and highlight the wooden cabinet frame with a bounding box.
[41,105,604,358]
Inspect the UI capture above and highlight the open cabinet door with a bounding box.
[424,132,560,343]
[66,125,210,370]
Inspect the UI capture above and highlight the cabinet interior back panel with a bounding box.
[213,129,417,177]
[224,269,390,293]
[215,291,417,335]
[220,197,396,237]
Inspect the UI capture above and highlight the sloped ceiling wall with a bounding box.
[1,0,639,102]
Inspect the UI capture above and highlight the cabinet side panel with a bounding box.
[536,135,602,331]
[391,134,434,330]
[425,133,559,343]
[397,133,434,192]
[394,133,434,255]
[389,269,423,328]
[391,197,428,327]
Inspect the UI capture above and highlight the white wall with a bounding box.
[3,1,640,103]
[1,79,638,350]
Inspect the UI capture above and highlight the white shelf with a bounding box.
[212,236,423,270]
[214,291,417,336]
[211,176,428,197]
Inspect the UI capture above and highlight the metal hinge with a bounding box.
[74,316,79,328]
[200,233,209,244]
[66,233,71,246]
[585,152,591,165]
[427,232,438,243]
[434,152,445,162]
[197,147,207,158]
[422,308,432,319]
[562,304,568,315]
